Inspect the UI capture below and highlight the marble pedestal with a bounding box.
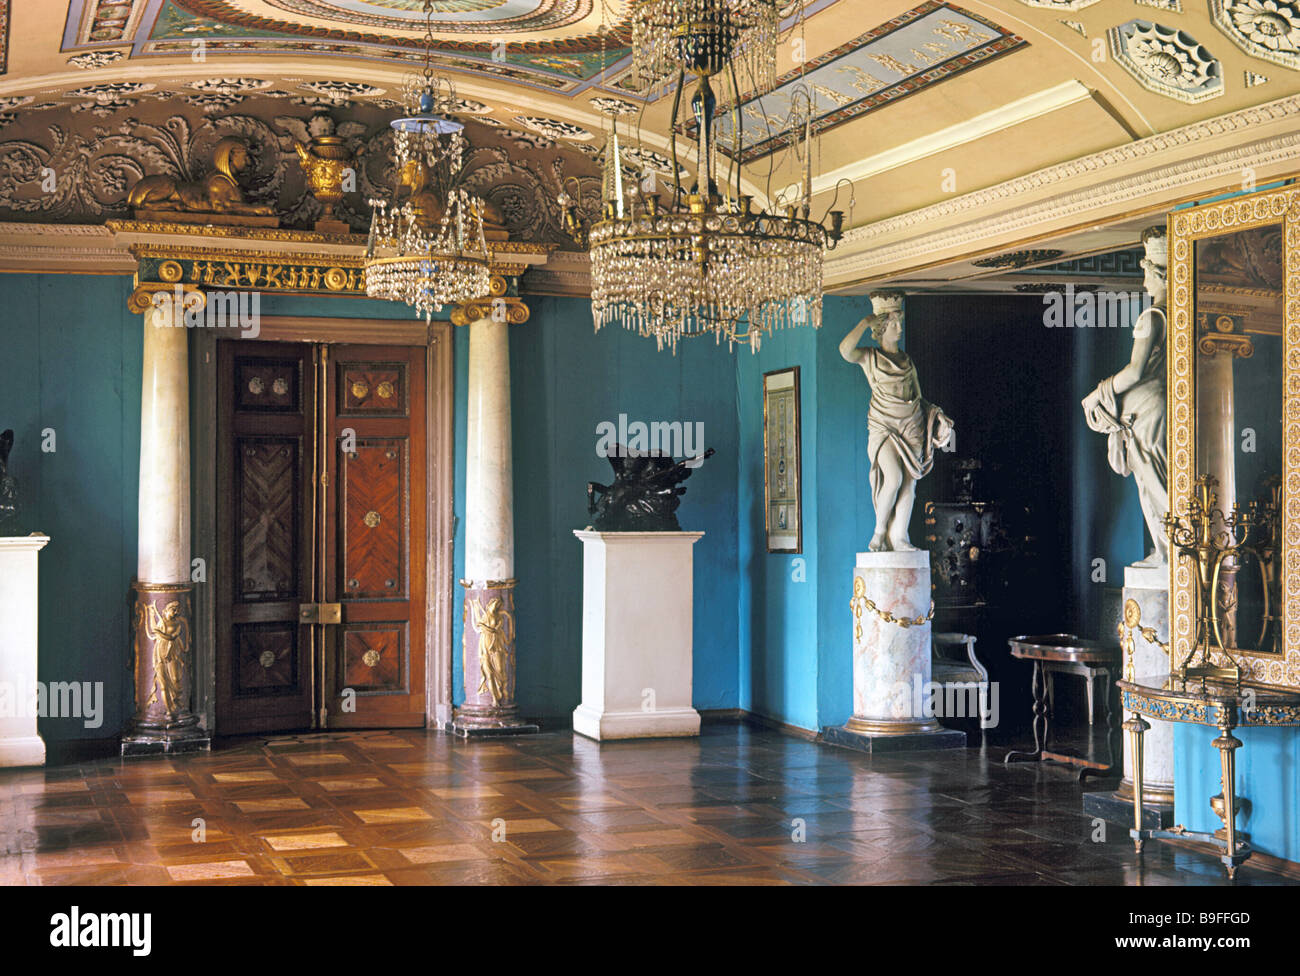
[0,534,49,767]
[1083,563,1175,828]
[572,531,703,740]
[823,550,965,754]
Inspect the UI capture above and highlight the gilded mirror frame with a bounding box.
[1168,186,1300,690]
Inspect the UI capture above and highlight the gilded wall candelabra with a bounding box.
[1163,474,1274,684]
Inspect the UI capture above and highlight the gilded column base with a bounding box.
[452,579,538,737]
[1116,777,1176,806]
[121,582,210,757]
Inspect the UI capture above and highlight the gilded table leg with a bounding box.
[1123,712,1150,852]
[1213,722,1243,880]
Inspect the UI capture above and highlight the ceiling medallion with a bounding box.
[364,2,491,321]
[1212,0,1300,69]
[183,93,246,113]
[66,82,157,102]
[571,0,843,353]
[300,80,387,102]
[514,116,593,141]
[1108,20,1224,103]
[67,50,126,69]
[590,96,641,116]
[189,78,274,95]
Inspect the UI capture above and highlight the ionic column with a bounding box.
[451,279,537,736]
[121,287,209,756]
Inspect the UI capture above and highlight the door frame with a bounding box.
[192,315,455,734]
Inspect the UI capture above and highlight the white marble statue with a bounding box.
[1082,226,1169,568]
[840,291,954,552]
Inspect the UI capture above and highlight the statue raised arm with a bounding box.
[843,291,953,552]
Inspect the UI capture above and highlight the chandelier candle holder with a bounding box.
[1163,474,1277,684]
[578,0,844,352]
[364,2,491,320]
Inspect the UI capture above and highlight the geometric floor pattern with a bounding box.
[1,723,1295,885]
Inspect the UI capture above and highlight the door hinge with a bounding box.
[299,602,343,624]
[321,471,329,487]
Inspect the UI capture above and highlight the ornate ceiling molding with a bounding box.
[829,93,1300,287]
[1211,0,1300,70]
[1108,20,1224,104]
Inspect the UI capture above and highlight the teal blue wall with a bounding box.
[1175,725,1299,863]
[0,274,142,743]
[0,278,738,740]
[4,272,1296,866]
[503,297,740,716]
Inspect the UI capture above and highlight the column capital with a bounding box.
[451,272,530,326]
[128,281,206,315]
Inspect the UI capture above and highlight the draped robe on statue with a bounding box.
[865,348,953,521]
[1081,306,1168,564]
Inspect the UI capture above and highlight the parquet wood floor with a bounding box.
[1,724,1293,885]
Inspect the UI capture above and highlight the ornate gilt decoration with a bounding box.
[1168,186,1300,690]
[466,594,515,706]
[127,136,279,225]
[850,575,935,641]
[451,273,532,326]
[292,113,360,234]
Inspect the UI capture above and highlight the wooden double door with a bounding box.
[216,340,427,734]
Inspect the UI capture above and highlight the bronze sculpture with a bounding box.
[587,446,715,532]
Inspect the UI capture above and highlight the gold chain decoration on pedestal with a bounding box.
[1121,597,1170,681]
[850,576,934,642]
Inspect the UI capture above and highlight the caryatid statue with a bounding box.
[840,291,954,552]
[1082,226,1169,567]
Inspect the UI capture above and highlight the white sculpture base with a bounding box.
[1121,564,1175,800]
[572,531,703,741]
[824,550,965,753]
[1083,563,1175,828]
[0,534,49,768]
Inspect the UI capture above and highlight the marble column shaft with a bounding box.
[456,314,526,731]
[123,296,205,752]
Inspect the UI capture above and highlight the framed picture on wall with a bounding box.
[763,366,802,553]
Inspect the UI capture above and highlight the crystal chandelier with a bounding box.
[365,1,490,320]
[579,0,843,352]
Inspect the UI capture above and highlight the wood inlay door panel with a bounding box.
[216,340,427,734]
[325,346,426,728]
[217,342,315,734]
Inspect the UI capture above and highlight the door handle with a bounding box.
[299,602,343,625]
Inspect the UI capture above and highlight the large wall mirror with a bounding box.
[1168,186,1300,690]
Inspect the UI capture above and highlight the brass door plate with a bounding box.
[299,602,343,624]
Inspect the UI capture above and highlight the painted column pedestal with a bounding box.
[823,550,965,753]
[572,531,703,740]
[1084,564,1175,828]
[122,298,208,756]
[0,534,50,767]
[453,315,536,736]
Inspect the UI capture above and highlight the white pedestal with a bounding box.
[824,550,965,752]
[1122,563,1174,801]
[0,534,49,767]
[572,531,703,740]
